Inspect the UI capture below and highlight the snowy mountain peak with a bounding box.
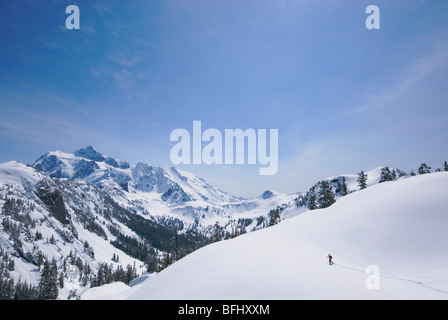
[260,190,274,199]
[31,147,240,211]
[74,145,105,162]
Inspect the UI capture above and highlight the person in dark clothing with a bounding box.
[327,254,333,265]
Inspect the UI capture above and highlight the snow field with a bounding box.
[121,172,448,300]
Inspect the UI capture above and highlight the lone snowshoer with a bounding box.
[327,254,333,265]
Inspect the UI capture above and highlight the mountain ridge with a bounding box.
[1,146,438,300]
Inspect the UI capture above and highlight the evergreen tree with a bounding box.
[59,271,64,289]
[38,259,59,300]
[418,163,431,175]
[379,167,394,183]
[0,277,15,300]
[212,222,221,243]
[145,252,158,273]
[106,263,114,284]
[444,161,448,172]
[81,261,91,286]
[94,263,106,287]
[14,280,39,300]
[125,263,137,285]
[161,252,172,269]
[8,258,14,271]
[341,177,348,196]
[318,181,336,209]
[392,169,397,180]
[67,289,80,300]
[268,208,281,226]
[357,171,368,190]
[307,187,318,210]
[174,229,179,261]
[0,261,15,300]
[113,265,126,283]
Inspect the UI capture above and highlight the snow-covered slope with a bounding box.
[329,166,405,193]
[0,147,306,299]
[0,161,149,298]
[119,172,448,300]
[0,151,299,299]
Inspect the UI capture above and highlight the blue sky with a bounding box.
[1,0,447,197]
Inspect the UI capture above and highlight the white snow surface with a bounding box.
[80,282,135,300]
[84,172,448,300]
[0,161,45,187]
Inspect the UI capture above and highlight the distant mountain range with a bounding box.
[0,146,416,299]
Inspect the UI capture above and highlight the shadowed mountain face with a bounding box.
[32,146,236,206]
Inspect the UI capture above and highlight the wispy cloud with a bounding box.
[108,50,145,68]
[347,32,448,118]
